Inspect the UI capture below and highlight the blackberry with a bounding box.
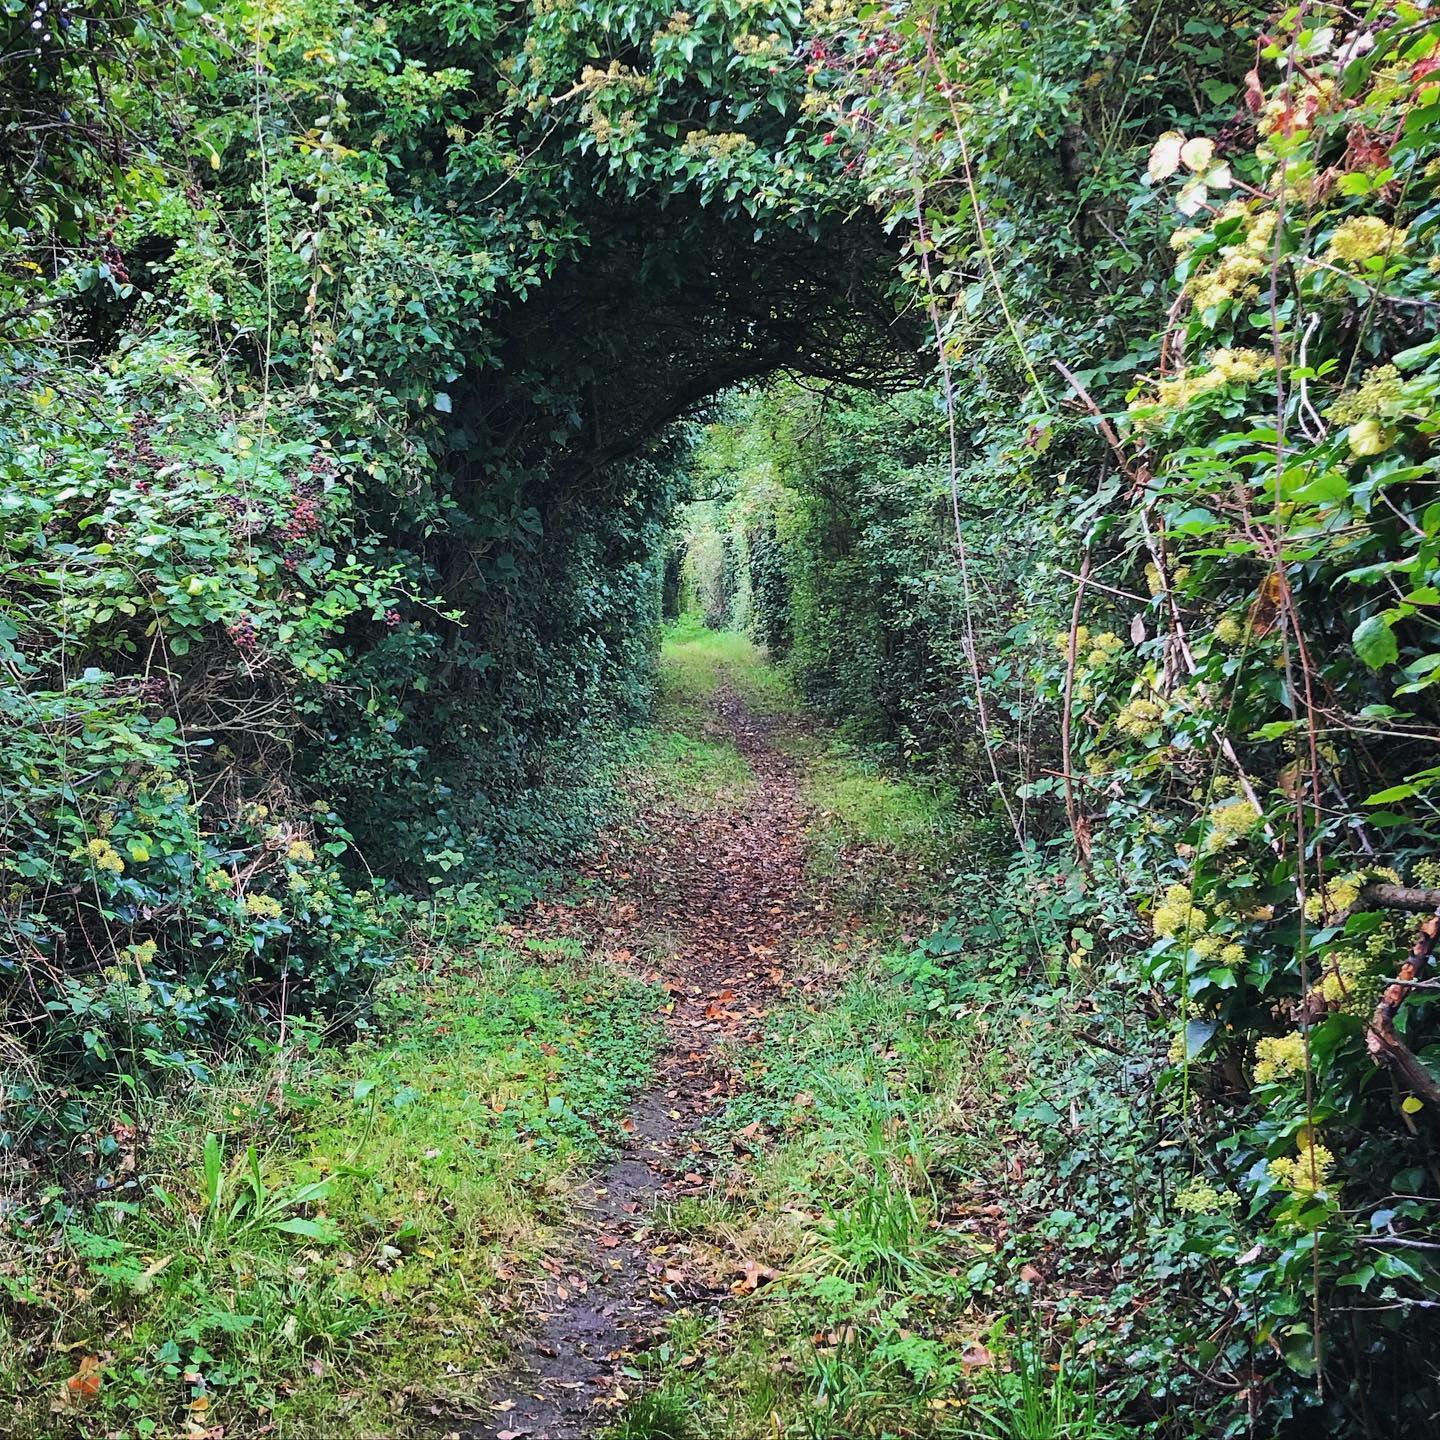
[228,617,259,657]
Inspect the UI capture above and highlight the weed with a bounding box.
[962,1332,1122,1440]
[606,1385,701,1440]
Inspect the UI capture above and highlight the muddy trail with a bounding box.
[469,688,826,1440]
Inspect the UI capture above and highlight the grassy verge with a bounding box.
[658,615,796,721]
[2,918,662,1438]
[621,619,795,813]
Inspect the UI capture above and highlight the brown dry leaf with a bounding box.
[1248,571,1284,636]
[732,1259,778,1294]
[53,1354,103,1411]
[961,1343,995,1370]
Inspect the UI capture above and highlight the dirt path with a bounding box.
[470,689,819,1440]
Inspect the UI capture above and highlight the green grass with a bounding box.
[624,953,999,1439]
[1,927,663,1438]
[605,1386,702,1440]
[794,741,974,915]
[658,617,796,722]
[627,726,754,810]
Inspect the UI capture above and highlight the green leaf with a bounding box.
[1353,614,1398,669]
[274,1216,341,1244]
[1184,1019,1217,1061]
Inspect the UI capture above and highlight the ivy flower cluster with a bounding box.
[1116,695,1166,739]
[1253,1031,1308,1085]
[1053,625,1124,672]
[1328,216,1407,266]
[1174,1178,1240,1215]
[84,837,125,874]
[1302,867,1398,924]
[734,32,786,59]
[1129,349,1270,427]
[1268,1134,1336,1195]
[682,130,754,159]
[1202,797,1260,855]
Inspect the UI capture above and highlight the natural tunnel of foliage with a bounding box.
[9,0,1440,1434]
[1,0,913,1142]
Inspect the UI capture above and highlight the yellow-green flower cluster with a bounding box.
[1253,1031,1308,1084]
[1116,695,1166,739]
[1268,1135,1336,1194]
[204,868,232,892]
[1174,1178,1240,1215]
[1328,365,1403,428]
[1303,868,1396,923]
[287,838,315,864]
[1130,349,1268,427]
[1192,932,1246,966]
[586,108,641,146]
[244,893,284,920]
[84,837,125,875]
[682,130,753,159]
[578,61,654,95]
[1209,347,1269,384]
[733,31,785,58]
[1202,797,1259,854]
[1328,364,1405,457]
[803,0,854,23]
[1085,629,1122,669]
[652,8,690,40]
[1187,244,1267,311]
[1328,216,1406,266]
[1052,625,1124,670]
[1153,882,1206,940]
[1214,613,1244,647]
[1318,950,1371,1012]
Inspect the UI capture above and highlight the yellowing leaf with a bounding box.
[1180,136,1215,172]
[1148,131,1185,181]
[1403,1096,1424,1114]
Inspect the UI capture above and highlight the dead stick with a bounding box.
[1062,551,1092,865]
[1367,911,1440,1105]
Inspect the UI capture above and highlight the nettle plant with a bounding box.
[1068,1,1440,1408]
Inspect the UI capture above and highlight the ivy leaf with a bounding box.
[1353,614,1398,669]
[434,392,452,413]
[1185,1019,1217,1061]
[1180,137,1215,172]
